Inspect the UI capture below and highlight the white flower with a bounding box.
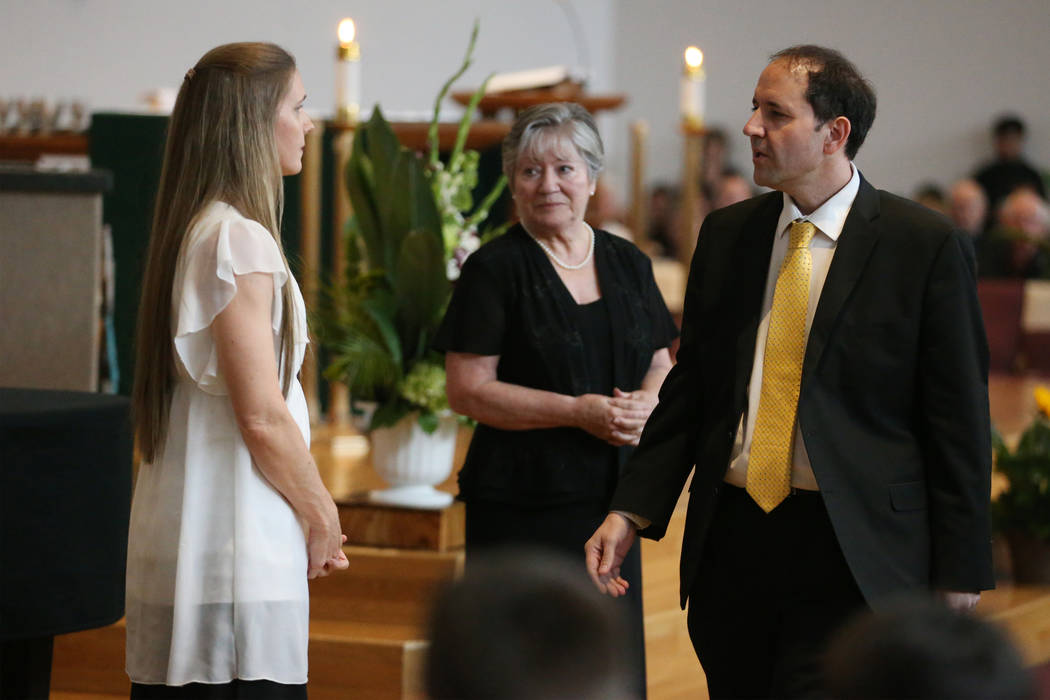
[446,258,461,281]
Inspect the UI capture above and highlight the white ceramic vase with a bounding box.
[368,412,457,509]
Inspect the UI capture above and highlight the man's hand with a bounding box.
[585,512,637,597]
[939,590,980,611]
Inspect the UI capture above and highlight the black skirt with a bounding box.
[130,679,306,700]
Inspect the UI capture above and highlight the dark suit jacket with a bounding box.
[610,176,995,608]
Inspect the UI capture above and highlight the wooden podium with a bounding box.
[450,88,626,119]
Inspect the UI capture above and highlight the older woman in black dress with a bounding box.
[434,103,676,696]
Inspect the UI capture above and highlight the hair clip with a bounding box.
[184,68,196,82]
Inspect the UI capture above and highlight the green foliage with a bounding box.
[425,19,509,277]
[993,416,1050,542]
[321,20,506,432]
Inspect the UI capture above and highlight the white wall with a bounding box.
[3,0,1049,199]
[0,0,616,125]
[611,0,1050,197]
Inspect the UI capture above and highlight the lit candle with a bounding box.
[680,46,705,129]
[335,18,361,125]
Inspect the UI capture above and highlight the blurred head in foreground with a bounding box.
[823,596,1034,700]
[425,549,636,700]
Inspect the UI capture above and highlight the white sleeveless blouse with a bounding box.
[126,201,310,685]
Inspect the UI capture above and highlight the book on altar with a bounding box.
[484,66,571,94]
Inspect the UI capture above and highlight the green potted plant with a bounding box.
[992,385,1050,582]
[322,22,507,508]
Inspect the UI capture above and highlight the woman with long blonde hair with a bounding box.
[126,42,347,699]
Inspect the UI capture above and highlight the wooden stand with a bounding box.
[337,495,465,552]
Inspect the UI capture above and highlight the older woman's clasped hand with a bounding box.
[576,388,659,446]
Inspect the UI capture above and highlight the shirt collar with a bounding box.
[775,163,861,242]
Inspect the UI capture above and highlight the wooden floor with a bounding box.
[48,373,1050,699]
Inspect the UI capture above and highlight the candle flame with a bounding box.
[684,46,703,69]
[338,18,356,45]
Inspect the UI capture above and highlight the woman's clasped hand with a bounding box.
[576,388,660,446]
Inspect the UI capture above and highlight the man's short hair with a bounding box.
[425,549,636,700]
[771,45,877,160]
[994,114,1027,139]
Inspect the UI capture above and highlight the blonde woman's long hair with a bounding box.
[133,42,298,463]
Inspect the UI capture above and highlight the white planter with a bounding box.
[368,412,457,509]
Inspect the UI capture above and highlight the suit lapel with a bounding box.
[801,177,881,384]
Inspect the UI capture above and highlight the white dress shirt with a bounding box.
[723,164,861,491]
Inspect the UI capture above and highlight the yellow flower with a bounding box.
[1035,385,1050,419]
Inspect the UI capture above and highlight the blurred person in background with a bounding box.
[950,178,989,238]
[978,188,1050,278]
[974,114,1047,228]
[913,181,948,216]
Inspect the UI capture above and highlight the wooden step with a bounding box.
[309,620,426,700]
[309,545,462,627]
[50,693,127,700]
[51,616,429,699]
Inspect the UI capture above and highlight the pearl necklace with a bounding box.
[525,224,595,270]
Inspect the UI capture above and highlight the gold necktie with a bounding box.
[746,220,816,513]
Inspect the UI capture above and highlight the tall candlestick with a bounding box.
[680,46,705,130]
[335,18,361,125]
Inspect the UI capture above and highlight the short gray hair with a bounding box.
[502,103,604,185]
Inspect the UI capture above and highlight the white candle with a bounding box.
[336,18,361,125]
[680,46,705,129]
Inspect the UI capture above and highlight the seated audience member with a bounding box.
[1002,187,1050,236]
[823,596,1034,700]
[646,183,680,258]
[950,178,989,238]
[914,181,948,216]
[974,114,1047,227]
[425,550,637,700]
[978,188,1050,278]
[699,128,729,203]
[711,171,754,210]
[586,178,633,241]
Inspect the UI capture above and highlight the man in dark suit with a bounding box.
[585,45,994,698]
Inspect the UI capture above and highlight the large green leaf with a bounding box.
[394,229,448,363]
[344,107,406,274]
[361,106,402,216]
[360,289,403,369]
[343,215,365,275]
[345,136,382,271]
[381,150,443,277]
